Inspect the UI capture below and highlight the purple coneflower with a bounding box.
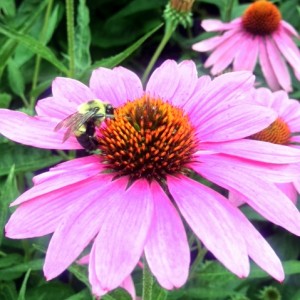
[192,0,300,92]
[249,88,300,203]
[1,60,300,297]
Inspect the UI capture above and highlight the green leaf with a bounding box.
[17,269,31,300]
[14,3,63,68]
[29,79,52,100]
[64,289,93,300]
[0,0,16,18]
[0,281,18,300]
[151,281,167,300]
[107,0,165,21]
[281,0,300,28]
[0,142,63,176]
[0,259,43,281]
[43,4,63,45]
[242,260,300,281]
[25,282,75,300]
[74,0,91,77]
[7,59,25,98]
[0,93,12,108]
[102,288,132,300]
[0,25,68,74]
[0,254,23,269]
[89,22,163,70]
[68,264,90,288]
[172,262,242,299]
[0,166,19,245]
[0,0,48,78]
[240,205,266,222]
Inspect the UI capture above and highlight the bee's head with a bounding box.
[105,104,114,116]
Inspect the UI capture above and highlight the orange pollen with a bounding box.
[249,118,291,145]
[97,95,198,181]
[242,0,281,36]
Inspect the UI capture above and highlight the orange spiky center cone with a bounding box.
[97,94,198,181]
[242,0,281,35]
[250,118,291,144]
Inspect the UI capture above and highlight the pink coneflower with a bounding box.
[250,88,300,203]
[192,0,300,92]
[1,60,300,297]
[229,88,300,206]
[78,254,136,299]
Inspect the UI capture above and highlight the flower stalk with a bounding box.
[142,0,194,84]
[66,0,75,78]
[30,0,54,109]
[142,261,154,300]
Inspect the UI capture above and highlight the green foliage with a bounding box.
[0,25,69,75]
[0,142,63,176]
[74,0,91,78]
[0,166,18,245]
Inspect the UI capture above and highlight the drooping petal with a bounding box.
[266,37,291,92]
[292,178,300,195]
[273,29,300,74]
[197,162,300,236]
[192,35,226,52]
[11,156,102,206]
[200,140,300,163]
[233,210,284,281]
[77,254,89,265]
[0,109,81,149]
[194,105,276,142]
[281,20,299,37]
[5,176,106,239]
[258,38,280,91]
[194,153,300,183]
[44,175,117,280]
[201,18,242,32]
[233,34,259,72]
[144,181,190,289]
[33,155,101,184]
[52,77,96,105]
[168,176,249,277]
[204,32,244,74]
[90,66,143,107]
[276,183,298,204]
[120,276,136,300]
[89,179,153,296]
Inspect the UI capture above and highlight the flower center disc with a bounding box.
[98,95,197,181]
[242,0,281,36]
[250,118,291,145]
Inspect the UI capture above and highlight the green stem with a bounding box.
[142,261,154,300]
[56,149,72,161]
[66,0,75,78]
[190,239,207,278]
[30,0,54,109]
[142,20,177,84]
[20,94,30,107]
[224,0,235,22]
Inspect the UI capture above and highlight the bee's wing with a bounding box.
[54,112,76,131]
[54,109,104,143]
[55,112,86,142]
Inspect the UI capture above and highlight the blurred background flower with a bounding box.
[192,0,300,92]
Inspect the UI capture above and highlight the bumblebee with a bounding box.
[55,99,114,151]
